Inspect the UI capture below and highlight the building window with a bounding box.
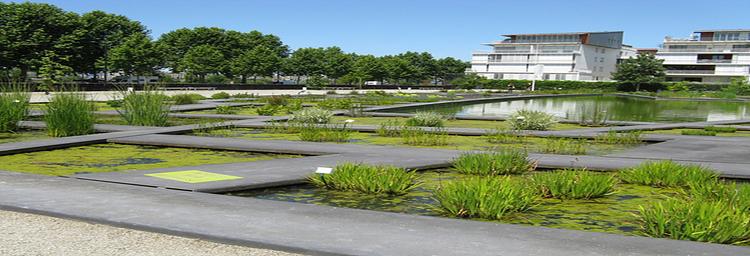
[601,48,605,54]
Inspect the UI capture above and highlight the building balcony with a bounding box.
[697,59,733,63]
[665,70,715,75]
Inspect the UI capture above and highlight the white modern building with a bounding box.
[656,29,750,83]
[469,31,625,81]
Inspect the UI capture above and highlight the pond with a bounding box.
[386,95,750,122]
[229,170,678,236]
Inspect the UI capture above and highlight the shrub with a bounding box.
[400,127,448,146]
[264,95,289,106]
[215,105,237,115]
[484,129,526,144]
[211,92,231,99]
[0,85,30,132]
[118,88,171,126]
[681,129,716,136]
[405,111,444,127]
[298,124,352,143]
[317,98,353,110]
[285,99,303,114]
[377,120,403,137]
[508,110,555,131]
[434,177,537,219]
[308,163,419,195]
[453,151,535,176]
[594,130,643,144]
[255,104,280,116]
[704,126,737,133]
[637,199,750,245]
[290,108,332,124]
[44,92,95,137]
[532,169,616,199]
[620,161,717,188]
[541,138,586,155]
[171,93,204,105]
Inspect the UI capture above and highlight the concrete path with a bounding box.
[1,171,746,256]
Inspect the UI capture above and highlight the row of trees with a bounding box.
[0,2,467,86]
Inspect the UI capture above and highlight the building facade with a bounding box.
[656,29,750,83]
[469,31,624,81]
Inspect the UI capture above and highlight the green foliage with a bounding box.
[400,127,448,146]
[0,85,30,132]
[306,75,329,88]
[171,93,203,105]
[532,169,616,199]
[211,92,230,99]
[308,163,419,195]
[612,53,666,91]
[620,161,717,188]
[179,45,225,81]
[214,105,237,115]
[576,100,610,127]
[666,81,689,92]
[405,111,444,127]
[704,126,737,133]
[285,99,303,114]
[681,129,716,136]
[44,92,95,137]
[508,110,556,131]
[687,181,750,212]
[290,108,333,124]
[541,138,587,155]
[317,98,353,110]
[255,104,280,116]
[434,177,537,219]
[298,124,352,143]
[117,87,170,126]
[263,95,289,106]
[377,120,403,137]
[107,33,163,77]
[105,99,123,108]
[452,151,535,176]
[484,129,526,144]
[637,199,750,245]
[230,45,281,83]
[594,130,642,144]
[721,77,750,96]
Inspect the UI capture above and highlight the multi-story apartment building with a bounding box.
[656,29,750,83]
[469,31,624,81]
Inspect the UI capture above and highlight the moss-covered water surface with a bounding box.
[194,128,640,155]
[0,143,301,176]
[0,130,53,144]
[230,170,679,236]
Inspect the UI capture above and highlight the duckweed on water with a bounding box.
[0,130,52,144]
[0,143,300,176]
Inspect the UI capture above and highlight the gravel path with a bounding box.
[0,210,303,256]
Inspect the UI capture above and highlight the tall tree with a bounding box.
[323,47,352,84]
[230,45,281,83]
[612,53,666,91]
[78,11,147,77]
[179,45,224,82]
[107,34,163,79]
[346,54,385,86]
[285,47,326,82]
[381,55,416,84]
[435,57,468,84]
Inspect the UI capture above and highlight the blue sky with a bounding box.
[14,0,750,60]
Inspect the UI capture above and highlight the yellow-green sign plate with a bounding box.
[145,170,243,183]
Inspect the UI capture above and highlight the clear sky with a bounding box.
[13,0,750,60]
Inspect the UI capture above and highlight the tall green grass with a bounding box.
[44,92,95,137]
[118,87,171,126]
[687,181,750,211]
[540,138,586,155]
[377,120,403,137]
[171,93,204,105]
[620,161,717,188]
[290,107,332,124]
[681,129,716,136]
[0,85,30,132]
[434,177,537,219]
[405,111,444,127]
[453,151,535,176]
[484,129,526,144]
[400,126,449,146]
[508,109,555,131]
[308,163,419,195]
[532,169,616,199]
[298,124,353,143]
[704,126,737,133]
[594,130,642,144]
[637,199,750,245]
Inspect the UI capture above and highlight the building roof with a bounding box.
[694,29,750,33]
[501,31,623,37]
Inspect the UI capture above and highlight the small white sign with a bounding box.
[315,167,333,174]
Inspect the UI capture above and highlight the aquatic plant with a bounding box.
[255,104,280,116]
[377,119,403,137]
[540,138,586,155]
[637,199,750,245]
[308,162,419,195]
[484,129,526,144]
[285,99,303,114]
[532,169,616,199]
[400,126,448,146]
[704,126,737,133]
[681,129,716,136]
[576,100,610,127]
[214,105,237,115]
[263,95,290,106]
[118,87,171,126]
[508,110,555,131]
[211,92,230,99]
[687,181,750,211]
[44,92,95,137]
[620,161,717,188]
[434,177,537,219]
[298,124,353,143]
[452,151,535,176]
[317,98,353,110]
[171,93,203,105]
[290,107,333,124]
[266,122,302,134]
[594,130,642,144]
[0,85,30,132]
[405,111,444,127]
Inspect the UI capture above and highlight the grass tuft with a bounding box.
[405,111,444,127]
[594,130,642,144]
[400,126,448,146]
[484,129,526,144]
[44,92,95,137]
[171,93,204,105]
[298,124,353,143]
[532,169,616,199]
[681,129,716,136]
[453,151,535,176]
[540,138,586,155]
[118,87,171,126]
[290,107,332,124]
[508,109,555,131]
[434,177,537,219]
[704,126,737,133]
[0,85,30,132]
[308,162,419,195]
[620,160,717,188]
